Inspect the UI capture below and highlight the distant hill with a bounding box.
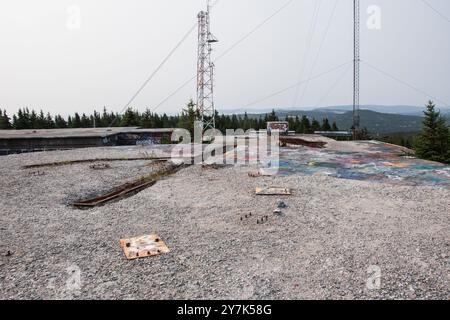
[224,104,450,134]
[223,105,450,117]
[316,105,450,117]
[243,110,426,134]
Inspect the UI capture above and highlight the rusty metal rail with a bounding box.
[23,157,173,169]
[72,164,185,208]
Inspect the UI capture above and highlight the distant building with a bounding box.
[0,128,175,155]
[267,121,289,136]
[314,131,352,139]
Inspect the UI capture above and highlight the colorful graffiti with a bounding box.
[277,141,450,187]
[136,140,450,188]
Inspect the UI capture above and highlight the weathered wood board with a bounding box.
[255,187,292,196]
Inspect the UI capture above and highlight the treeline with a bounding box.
[414,101,450,164]
[380,102,450,164]
[0,107,174,130]
[378,132,416,149]
[0,102,340,134]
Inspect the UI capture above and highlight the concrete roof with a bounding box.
[0,128,175,139]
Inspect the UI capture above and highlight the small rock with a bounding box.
[277,200,287,209]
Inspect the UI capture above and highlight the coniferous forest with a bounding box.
[1,100,449,163]
[0,100,340,135]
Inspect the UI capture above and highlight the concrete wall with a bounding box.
[0,136,115,155]
[117,132,172,146]
[0,130,173,155]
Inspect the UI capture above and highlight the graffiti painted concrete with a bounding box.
[277,141,450,188]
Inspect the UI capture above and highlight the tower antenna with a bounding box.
[196,0,218,133]
[353,0,360,139]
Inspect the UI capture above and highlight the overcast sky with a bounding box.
[0,0,449,116]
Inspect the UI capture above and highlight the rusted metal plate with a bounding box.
[120,234,170,260]
[279,136,327,148]
[255,187,291,196]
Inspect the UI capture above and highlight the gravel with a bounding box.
[0,145,449,300]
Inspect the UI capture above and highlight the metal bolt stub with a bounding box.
[257,216,269,225]
[29,170,45,176]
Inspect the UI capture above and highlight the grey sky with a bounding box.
[0,0,449,117]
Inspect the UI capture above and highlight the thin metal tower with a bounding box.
[197,0,218,132]
[353,0,360,139]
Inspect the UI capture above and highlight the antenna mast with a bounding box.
[197,0,218,132]
[353,0,360,139]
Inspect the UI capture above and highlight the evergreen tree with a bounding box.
[311,118,321,133]
[161,113,170,128]
[0,110,12,129]
[153,113,162,128]
[14,109,28,129]
[267,109,279,122]
[287,117,295,133]
[331,121,339,131]
[321,118,332,131]
[73,113,82,128]
[45,112,55,128]
[37,110,47,129]
[12,115,19,129]
[140,109,154,128]
[67,116,73,128]
[28,109,37,128]
[80,113,91,128]
[356,127,370,140]
[414,101,450,163]
[91,110,101,128]
[243,112,250,130]
[54,115,67,128]
[293,116,301,133]
[14,110,22,129]
[22,108,31,129]
[178,100,198,138]
[301,116,311,133]
[231,114,239,129]
[100,107,111,127]
[120,108,140,127]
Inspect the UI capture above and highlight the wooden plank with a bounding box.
[255,187,292,196]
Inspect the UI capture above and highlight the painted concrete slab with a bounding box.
[277,141,450,187]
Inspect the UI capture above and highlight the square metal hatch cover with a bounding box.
[120,234,170,260]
